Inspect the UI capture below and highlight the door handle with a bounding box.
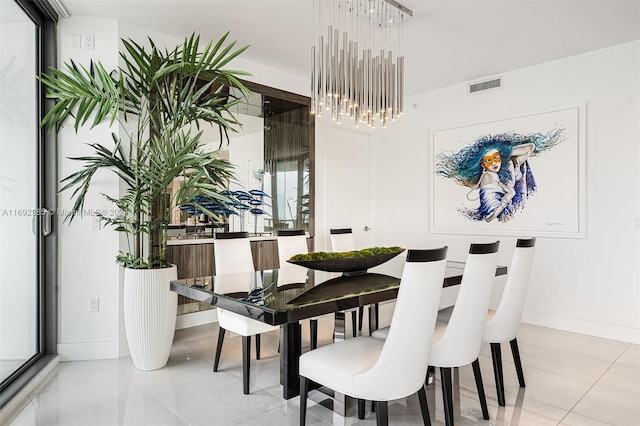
[363,226,370,232]
[42,209,53,237]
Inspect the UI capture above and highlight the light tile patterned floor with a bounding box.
[8,315,640,426]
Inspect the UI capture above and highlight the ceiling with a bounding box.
[58,0,640,96]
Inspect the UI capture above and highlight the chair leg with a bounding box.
[242,336,251,394]
[417,384,432,426]
[375,302,379,325]
[358,398,366,419]
[351,310,357,337]
[310,319,318,350]
[471,358,490,420]
[426,365,436,385]
[358,306,364,332]
[490,342,506,406]
[300,376,308,426]
[510,338,526,387]
[440,367,454,426]
[213,328,226,372]
[368,303,380,334]
[255,333,261,360]
[375,401,388,426]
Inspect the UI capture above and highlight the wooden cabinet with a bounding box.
[250,239,279,271]
[166,239,281,279]
[167,243,215,279]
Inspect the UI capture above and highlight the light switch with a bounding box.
[72,33,82,49]
[90,216,101,231]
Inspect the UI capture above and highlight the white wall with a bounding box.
[56,17,121,360]
[56,17,308,360]
[369,41,640,343]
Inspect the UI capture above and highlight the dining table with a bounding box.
[170,258,508,401]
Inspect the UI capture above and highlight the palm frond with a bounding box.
[43,32,252,267]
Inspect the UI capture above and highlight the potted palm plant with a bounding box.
[39,33,251,370]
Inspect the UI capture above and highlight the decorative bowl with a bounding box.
[287,250,405,275]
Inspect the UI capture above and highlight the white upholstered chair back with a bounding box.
[214,232,254,276]
[277,230,309,268]
[483,238,536,343]
[329,228,356,252]
[353,247,448,400]
[429,241,500,368]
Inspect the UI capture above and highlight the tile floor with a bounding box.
[7,312,640,426]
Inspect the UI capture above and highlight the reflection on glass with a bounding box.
[0,0,38,386]
[264,100,310,232]
[167,90,311,236]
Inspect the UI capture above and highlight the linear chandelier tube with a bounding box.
[311,0,411,128]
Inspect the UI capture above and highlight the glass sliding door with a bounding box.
[0,0,56,406]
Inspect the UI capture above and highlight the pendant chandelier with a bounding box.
[311,0,412,128]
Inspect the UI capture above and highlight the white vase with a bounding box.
[123,265,178,370]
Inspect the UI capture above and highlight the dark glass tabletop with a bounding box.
[170,261,495,326]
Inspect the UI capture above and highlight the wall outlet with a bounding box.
[82,33,95,50]
[89,297,100,312]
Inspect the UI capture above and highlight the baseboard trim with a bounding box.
[57,341,120,361]
[0,354,59,425]
[176,309,217,330]
[522,310,639,344]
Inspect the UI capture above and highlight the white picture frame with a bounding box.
[429,103,586,238]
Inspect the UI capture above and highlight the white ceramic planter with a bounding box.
[123,265,178,370]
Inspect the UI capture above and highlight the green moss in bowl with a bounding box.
[287,246,405,274]
[289,246,404,262]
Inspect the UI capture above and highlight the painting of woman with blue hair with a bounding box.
[435,129,564,222]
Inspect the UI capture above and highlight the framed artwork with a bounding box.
[429,103,586,238]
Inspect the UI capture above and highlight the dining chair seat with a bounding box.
[300,247,449,426]
[216,309,278,336]
[301,337,383,390]
[372,320,448,344]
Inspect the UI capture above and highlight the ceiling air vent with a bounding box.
[468,78,502,94]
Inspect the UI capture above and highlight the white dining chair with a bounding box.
[329,228,367,336]
[329,227,357,252]
[483,237,536,406]
[429,241,499,426]
[212,231,279,394]
[276,230,319,349]
[299,247,449,426]
[277,230,309,271]
[372,241,500,426]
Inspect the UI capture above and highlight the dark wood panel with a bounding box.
[167,244,215,279]
[251,240,278,270]
[167,244,214,307]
